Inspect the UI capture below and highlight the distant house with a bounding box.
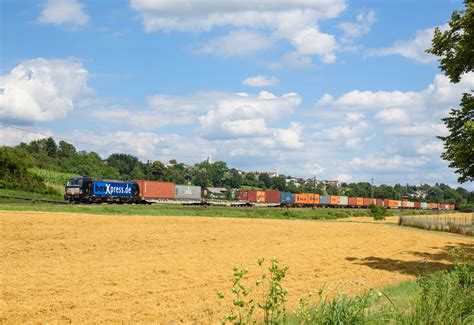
[206,187,228,199]
[285,178,301,187]
[324,180,340,187]
[255,171,279,178]
[405,191,427,199]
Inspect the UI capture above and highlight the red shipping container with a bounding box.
[136,180,175,199]
[363,198,372,206]
[376,199,384,207]
[264,190,280,203]
[248,190,258,202]
[237,190,248,201]
[348,197,357,206]
[414,202,421,209]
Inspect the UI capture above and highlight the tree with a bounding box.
[428,0,474,183]
[44,138,58,157]
[270,176,287,191]
[258,173,272,189]
[57,140,76,158]
[427,1,474,83]
[438,93,474,183]
[243,172,257,187]
[106,154,142,180]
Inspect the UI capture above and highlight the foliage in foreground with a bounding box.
[217,249,473,324]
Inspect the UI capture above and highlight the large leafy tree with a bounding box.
[428,0,474,183]
[439,94,474,183]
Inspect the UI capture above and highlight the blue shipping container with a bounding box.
[92,181,133,197]
[320,195,330,204]
[281,192,295,204]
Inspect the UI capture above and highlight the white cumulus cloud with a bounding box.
[367,25,446,63]
[339,9,376,41]
[242,75,279,87]
[38,0,89,26]
[0,58,89,122]
[198,30,274,56]
[0,126,53,146]
[375,108,410,124]
[199,91,301,140]
[417,141,444,155]
[130,0,347,63]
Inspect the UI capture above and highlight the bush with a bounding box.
[0,148,48,194]
[458,202,474,212]
[369,204,387,220]
[218,258,289,324]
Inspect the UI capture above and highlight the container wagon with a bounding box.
[136,180,175,200]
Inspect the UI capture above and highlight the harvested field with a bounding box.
[1,211,473,323]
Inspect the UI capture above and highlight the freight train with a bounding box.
[65,176,455,210]
[237,190,455,210]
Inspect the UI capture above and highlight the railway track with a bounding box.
[0,194,70,205]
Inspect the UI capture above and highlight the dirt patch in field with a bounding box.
[1,210,472,323]
[341,216,400,223]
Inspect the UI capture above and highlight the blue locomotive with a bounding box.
[65,176,140,203]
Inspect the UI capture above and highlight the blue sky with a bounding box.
[1,0,473,188]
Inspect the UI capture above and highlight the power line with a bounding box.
[1,124,208,161]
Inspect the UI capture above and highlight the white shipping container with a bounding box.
[175,185,201,200]
[408,201,415,208]
[339,196,348,205]
[421,202,429,209]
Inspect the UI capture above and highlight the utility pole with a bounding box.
[313,175,316,209]
[205,156,210,199]
[147,160,151,180]
[371,178,374,201]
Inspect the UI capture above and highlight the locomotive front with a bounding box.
[65,176,140,203]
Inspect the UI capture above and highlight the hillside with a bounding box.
[0,137,473,209]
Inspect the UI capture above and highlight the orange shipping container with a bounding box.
[136,180,175,200]
[256,191,266,203]
[384,200,398,208]
[295,193,309,204]
[313,194,320,204]
[402,201,408,208]
[306,193,321,204]
[363,198,373,206]
[356,197,364,206]
[330,195,340,205]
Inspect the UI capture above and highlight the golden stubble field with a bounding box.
[1,211,473,323]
